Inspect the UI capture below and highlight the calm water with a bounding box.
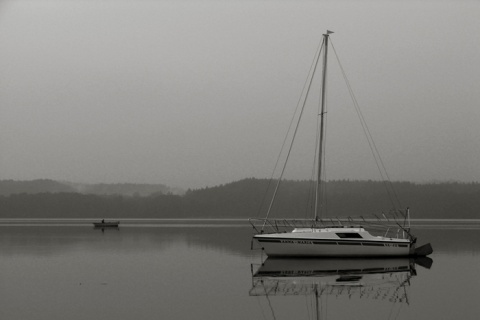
[0,220,478,319]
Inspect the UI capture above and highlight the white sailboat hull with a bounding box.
[254,228,414,257]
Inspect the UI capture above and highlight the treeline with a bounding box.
[0,178,479,219]
[0,193,184,218]
[185,179,480,219]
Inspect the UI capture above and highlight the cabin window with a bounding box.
[336,233,363,239]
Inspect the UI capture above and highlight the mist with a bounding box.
[0,0,479,189]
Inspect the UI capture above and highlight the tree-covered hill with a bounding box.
[68,182,181,196]
[0,178,479,219]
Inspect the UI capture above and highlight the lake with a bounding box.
[0,220,478,319]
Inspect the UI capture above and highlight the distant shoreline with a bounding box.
[1,218,479,229]
[1,178,480,219]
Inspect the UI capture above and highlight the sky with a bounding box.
[0,0,479,189]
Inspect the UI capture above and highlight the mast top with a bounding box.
[325,30,334,35]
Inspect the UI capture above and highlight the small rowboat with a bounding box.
[93,221,120,228]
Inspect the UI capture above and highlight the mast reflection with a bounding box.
[250,257,432,319]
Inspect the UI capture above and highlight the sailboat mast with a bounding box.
[314,31,332,223]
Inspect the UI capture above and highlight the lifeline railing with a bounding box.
[249,214,413,241]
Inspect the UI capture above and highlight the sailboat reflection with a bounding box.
[250,257,432,317]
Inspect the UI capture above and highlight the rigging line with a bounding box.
[330,40,402,209]
[331,47,394,205]
[387,282,400,320]
[263,37,325,228]
[323,286,328,320]
[314,57,327,223]
[387,296,401,320]
[329,42,388,181]
[343,74,401,209]
[314,33,329,223]
[314,95,329,223]
[321,85,329,222]
[257,39,325,220]
[307,93,322,221]
[263,287,277,320]
[255,293,269,320]
[307,166,318,220]
[388,276,408,320]
[306,91,321,222]
[305,288,315,319]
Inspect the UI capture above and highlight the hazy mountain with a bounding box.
[0,180,184,197]
[0,179,76,196]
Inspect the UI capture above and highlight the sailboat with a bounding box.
[249,31,432,257]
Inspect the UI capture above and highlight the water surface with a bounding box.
[0,221,478,319]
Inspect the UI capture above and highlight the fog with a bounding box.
[0,0,479,189]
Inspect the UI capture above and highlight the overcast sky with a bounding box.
[0,0,479,189]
